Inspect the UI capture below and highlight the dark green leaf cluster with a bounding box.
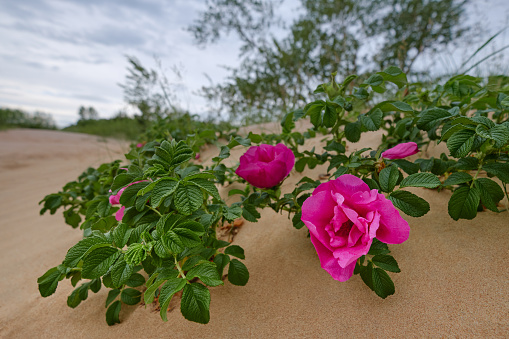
[38,137,250,325]
[39,161,122,228]
[354,239,401,299]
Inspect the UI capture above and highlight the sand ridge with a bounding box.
[0,127,508,338]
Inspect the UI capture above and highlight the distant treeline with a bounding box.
[0,107,57,130]
[63,116,144,140]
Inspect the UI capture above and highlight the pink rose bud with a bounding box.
[109,180,147,221]
[235,143,295,188]
[301,174,409,282]
[115,206,126,221]
[195,153,200,160]
[136,143,144,148]
[381,142,419,159]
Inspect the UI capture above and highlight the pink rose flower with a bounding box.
[136,143,144,148]
[109,181,146,221]
[381,142,419,159]
[301,174,409,282]
[195,153,200,160]
[236,143,295,188]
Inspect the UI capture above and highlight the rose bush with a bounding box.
[235,143,295,188]
[381,142,419,159]
[301,174,410,281]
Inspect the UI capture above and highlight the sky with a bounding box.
[0,0,508,127]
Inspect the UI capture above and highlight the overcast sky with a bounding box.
[0,0,508,127]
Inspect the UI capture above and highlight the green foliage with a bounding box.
[0,107,56,130]
[38,136,250,325]
[63,117,144,140]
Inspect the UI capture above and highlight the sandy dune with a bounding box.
[0,128,508,338]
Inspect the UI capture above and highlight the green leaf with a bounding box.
[180,283,211,324]
[475,124,509,148]
[475,178,504,212]
[306,103,325,127]
[324,140,346,154]
[359,262,374,291]
[389,190,430,217]
[379,166,400,192]
[371,268,395,299]
[105,300,121,326]
[448,186,481,220]
[174,184,203,215]
[90,278,101,293]
[377,101,413,113]
[188,178,221,200]
[187,262,224,287]
[224,204,243,221]
[399,172,441,189]
[82,247,120,279]
[159,277,187,321]
[378,66,407,88]
[121,288,141,305]
[359,108,383,131]
[37,266,65,297]
[124,243,146,266]
[144,279,166,305]
[63,236,110,267]
[371,255,400,273]
[443,172,473,186]
[111,173,136,192]
[227,259,249,286]
[392,159,420,175]
[242,204,260,222]
[417,108,451,130]
[292,211,305,229]
[112,223,131,249]
[483,162,509,183]
[126,273,145,288]
[364,74,384,87]
[447,130,476,158]
[368,239,389,255]
[224,245,245,259]
[119,181,150,207]
[213,253,230,277]
[344,122,361,142]
[322,105,337,128]
[182,255,208,271]
[111,257,133,287]
[151,179,178,208]
[172,228,202,248]
[105,289,120,308]
[64,210,81,228]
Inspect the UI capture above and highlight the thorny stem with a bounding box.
[470,152,485,189]
[174,256,187,280]
[148,206,162,216]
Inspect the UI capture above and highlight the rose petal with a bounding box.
[115,206,125,222]
[381,142,419,159]
[310,234,356,282]
[372,194,410,244]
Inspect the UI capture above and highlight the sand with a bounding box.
[0,127,508,338]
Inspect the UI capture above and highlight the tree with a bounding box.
[189,0,473,122]
[78,106,99,121]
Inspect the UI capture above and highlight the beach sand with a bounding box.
[0,127,507,338]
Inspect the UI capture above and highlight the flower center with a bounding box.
[338,220,353,238]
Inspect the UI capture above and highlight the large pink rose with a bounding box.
[236,143,295,188]
[381,142,419,159]
[301,174,409,281]
[109,181,146,221]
